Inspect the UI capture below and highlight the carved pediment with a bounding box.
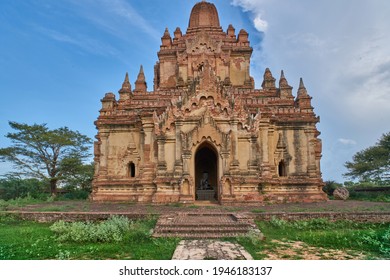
[274,133,291,164]
[187,31,220,55]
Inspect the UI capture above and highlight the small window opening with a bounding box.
[278,160,287,177]
[129,162,136,178]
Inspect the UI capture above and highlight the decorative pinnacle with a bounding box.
[138,65,145,78]
[163,27,170,37]
[299,77,305,89]
[279,70,289,87]
[297,77,308,97]
[135,65,147,92]
[119,72,131,93]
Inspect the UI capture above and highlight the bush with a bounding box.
[50,216,131,243]
[60,189,90,200]
[0,200,9,211]
[0,177,48,201]
[322,180,343,196]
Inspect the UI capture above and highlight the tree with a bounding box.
[344,132,390,184]
[0,175,47,200]
[0,121,92,195]
[60,159,94,191]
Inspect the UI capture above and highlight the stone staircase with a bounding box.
[152,213,256,239]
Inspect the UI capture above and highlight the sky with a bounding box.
[0,0,389,183]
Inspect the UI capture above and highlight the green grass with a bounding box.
[0,215,179,260]
[234,218,390,260]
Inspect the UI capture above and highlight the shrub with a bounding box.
[322,180,342,196]
[60,189,90,200]
[0,177,48,201]
[269,217,288,228]
[0,200,9,211]
[237,228,264,246]
[50,216,131,243]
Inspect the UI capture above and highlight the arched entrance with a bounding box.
[195,142,218,201]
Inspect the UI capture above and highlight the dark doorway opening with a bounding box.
[195,143,218,201]
[129,162,136,178]
[278,160,287,177]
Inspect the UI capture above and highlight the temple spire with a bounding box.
[297,77,308,96]
[299,77,305,89]
[279,70,293,99]
[279,70,288,87]
[134,65,147,93]
[296,77,313,110]
[161,27,172,47]
[119,72,132,100]
[262,68,276,89]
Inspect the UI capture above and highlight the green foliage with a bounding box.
[0,176,48,200]
[344,132,390,184]
[0,194,49,210]
[322,180,343,196]
[50,216,131,242]
[258,218,390,258]
[348,189,390,202]
[0,217,178,260]
[60,189,91,200]
[0,121,92,195]
[60,161,94,192]
[237,228,264,247]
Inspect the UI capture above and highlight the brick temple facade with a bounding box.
[92,1,327,204]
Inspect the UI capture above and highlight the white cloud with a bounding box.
[231,0,390,181]
[338,138,357,145]
[231,0,268,32]
[253,15,268,32]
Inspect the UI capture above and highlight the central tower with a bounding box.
[155,1,254,90]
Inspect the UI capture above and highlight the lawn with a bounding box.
[235,218,390,260]
[0,215,179,260]
[1,214,389,260]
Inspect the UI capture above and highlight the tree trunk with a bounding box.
[50,179,57,196]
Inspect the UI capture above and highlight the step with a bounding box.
[152,212,256,239]
[155,227,250,234]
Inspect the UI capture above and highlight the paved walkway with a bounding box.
[172,239,253,260]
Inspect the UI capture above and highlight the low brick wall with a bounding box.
[2,211,153,223]
[251,212,390,223]
[1,211,390,223]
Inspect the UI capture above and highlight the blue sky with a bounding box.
[1,0,389,183]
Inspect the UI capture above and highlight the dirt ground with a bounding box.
[260,240,367,260]
[9,199,390,214]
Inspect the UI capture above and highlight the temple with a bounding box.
[92,1,327,204]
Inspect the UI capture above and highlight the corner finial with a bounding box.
[299,77,305,89]
[161,28,172,46]
[119,72,132,99]
[297,77,308,97]
[279,70,289,87]
[135,65,147,93]
[262,68,276,89]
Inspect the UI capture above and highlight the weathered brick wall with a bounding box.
[2,211,153,223]
[2,211,390,223]
[251,212,390,223]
